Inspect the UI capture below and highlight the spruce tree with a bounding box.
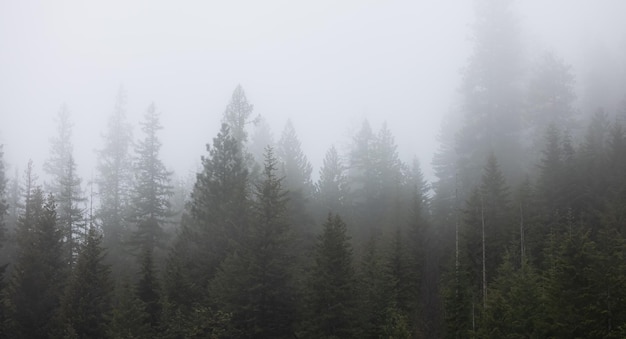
[277,120,314,237]
[60,226,113,339]
[315,145,349,220]
[164,123,249,311]
[97,87,134,277]
[211,147,295,338]
[129,103,173,254]
[0,145,7,246]
[7,173,65,338]
[301,214,357,338]
[44,106,86,267]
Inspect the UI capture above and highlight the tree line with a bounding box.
[1,0,626,338]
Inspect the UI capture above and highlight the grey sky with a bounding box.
[1,1,624,185]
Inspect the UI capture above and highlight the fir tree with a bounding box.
[7,179,65,338]
[129,103,173,255]
[164,123,249,310]
[301,214,357,338]
[211,147,295,338]
[60,226,113,339]
[97,87,134,277]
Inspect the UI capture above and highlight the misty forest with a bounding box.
[1,1,626,338]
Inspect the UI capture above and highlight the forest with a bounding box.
[1,1,626,338]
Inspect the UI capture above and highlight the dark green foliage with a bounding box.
[7,180,66,339]
[129,103,173,254]
[164,123,249,310]
[60,226,113,339]
[211,147,295,338]
[136,247,161,329]
[108,281,152,339]
[481,255,547,338]
[301,214,357,338]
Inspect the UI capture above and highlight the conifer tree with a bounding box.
[315,145,349,219]
[222,84,255,149]
[44,106,86,267]
[60,226,113,339]
[7,170,65,338]
[211,147,295,338]
[129,103,173,255]
[164,123,249,310]
[301,214,357,338]
[97,87,134,277]
[277,120,314,236]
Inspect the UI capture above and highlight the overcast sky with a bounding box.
[1,1,625,185]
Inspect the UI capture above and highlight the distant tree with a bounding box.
[248,115,274,167]
[96,87,134,277]
[128,103,173,255]
[277,120,314,240]
[315,145,349,220]
[7,174,65,338]
[301,214,358,338]
[44,106,86,267]
[222,84,255,149]
[164,123,249,312]
[60,226,113,339]
[211,147,295,338]
[525,52,578,150]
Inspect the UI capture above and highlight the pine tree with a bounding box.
[277,120,314,236]
[60,226,113,339]
[222,84,255,149]
[164,123,249,310]
[315,145,349,220]
[129,103,173,255]
[97,87,134,277]
[7,175,65,338]
[44,106,86,267]
[301,214,357,338]
[211,147,295,338]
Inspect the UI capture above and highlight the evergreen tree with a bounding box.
[129,103,173,255]
[222,84,255,149]
[97,87,134,278]
[164,123,249,310]
[44,106,86,267]
[315,145,349,219]
[60,226,113,339]
[301,214,357,338]
[277,120,314,235]
[480,255,547,338]
[7,174,65,338]
[211,147,295,338]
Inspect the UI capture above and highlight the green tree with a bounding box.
[211,147,295,338]
[277,120,314,238]
[301,214,357,338]
[222,84,255,149]
[97,87,134,278]
[44,106,86,267]
[7,168,65,338]
[129,103,173,257]
[60,226,113,339]
[315,145,349,220]
[164,123,249,312]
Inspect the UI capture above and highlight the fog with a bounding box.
[1,1,621,184]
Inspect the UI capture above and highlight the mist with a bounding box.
[1,1,626,338]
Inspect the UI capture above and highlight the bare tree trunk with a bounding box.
[481,195,486,309]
